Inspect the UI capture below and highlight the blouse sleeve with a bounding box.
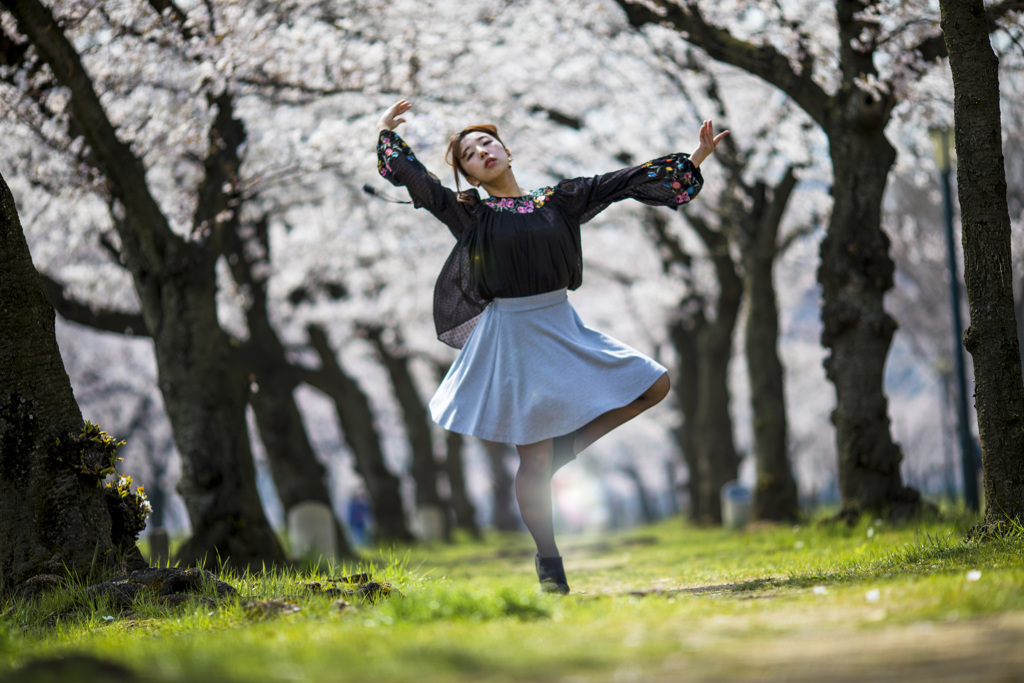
[555,153,704,225]
[377,129,474,237]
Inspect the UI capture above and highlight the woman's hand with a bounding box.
[378,99,412,133]
[689,120,729,167]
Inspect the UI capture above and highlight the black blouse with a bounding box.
[377,129,704,348]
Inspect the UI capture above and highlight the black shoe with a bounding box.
[535,554,570,594]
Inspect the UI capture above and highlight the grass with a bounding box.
[2,511,1023,682]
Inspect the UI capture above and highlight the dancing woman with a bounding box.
[376,99,726,593]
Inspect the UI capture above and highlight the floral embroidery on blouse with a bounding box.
[642,153,699,205]
[483,187,555,213]
[378,130,416,181]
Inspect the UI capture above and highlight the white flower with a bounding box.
[966,570,982,582]
[813,586,828,595]
[865,589,880,603]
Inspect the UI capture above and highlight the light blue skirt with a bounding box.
[429,289,667,445]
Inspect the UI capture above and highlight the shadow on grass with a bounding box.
[625,526,1022,600]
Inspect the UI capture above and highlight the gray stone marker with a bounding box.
[287,501,337,561]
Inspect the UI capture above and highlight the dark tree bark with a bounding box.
[739,171,801,523]
[648,211,741,524]
[669,309,703,522]
[302,325,414,542]
[1,171,145,594]
[430,361,481,538]
[654,53,803,522]
[694,65,802,523]
[616,0,925,521]
[667,317,700,520]
[442,428,482,538]
[690,215,744,524]
[360,325,448,536]
[482,440,520,532]
[39,223,358,558]
[819,105,921,521]
[1017,278,1024,384]
[38,275,149,338]
[226,216,355,558]
[2,0,285,566]
[939,0,1024,530]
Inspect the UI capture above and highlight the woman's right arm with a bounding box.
[375,100,472,237]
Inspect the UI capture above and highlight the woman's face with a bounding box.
[458,132,510,185]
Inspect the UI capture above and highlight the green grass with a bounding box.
[3,512,1024,682]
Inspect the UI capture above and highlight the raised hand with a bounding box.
[690,120,730,167]
[378,99,412,133]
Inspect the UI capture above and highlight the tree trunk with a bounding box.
[692,250,743,525]
[482,440,520,532]
[669,309,703,522]
[39,222,357,558]
[361,326,448,530]
[1,171,145,594]
[615,0,925,524]
[1016,278,1024,384]
[820,0,921,522]
[940,0,1024,529]
[302,325,414,542]
[247,362,354,557]
[4,0,285,568]
[152,259,284,568]
[820,123,921,522]
[741,175,800,523]
[654,208,742,525]
[441,421,482,539]
[228,218,354,558]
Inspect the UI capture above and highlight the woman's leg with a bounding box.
[555,372,671,472]
[516,439,570,593]
[515,372,670,574]
[515,439,559,558]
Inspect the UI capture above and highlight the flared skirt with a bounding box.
[428,289,667,445]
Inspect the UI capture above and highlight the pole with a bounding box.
[936,130,979,511]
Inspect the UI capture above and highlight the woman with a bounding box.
[376,99,727,593]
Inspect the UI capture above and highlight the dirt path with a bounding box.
[642,611,1024,682]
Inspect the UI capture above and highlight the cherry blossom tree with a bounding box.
[649,47,822,523]
[614,0,1022,521]
[6,0,932,543]
[0,0,340,566]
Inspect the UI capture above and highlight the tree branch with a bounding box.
[763,166,799,244]
[900,2,1022,69]
[614,0,831,127]
[146,0,194,40]
[191,91,244,253]
[39,273,150,337]
[644,208,693,272]
[3,0,173,277]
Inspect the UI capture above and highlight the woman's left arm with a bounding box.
[557,121,728,224]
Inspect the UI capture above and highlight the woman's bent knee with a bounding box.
[645,373,670,405]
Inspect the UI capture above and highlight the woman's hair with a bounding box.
[445,123,505,196]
